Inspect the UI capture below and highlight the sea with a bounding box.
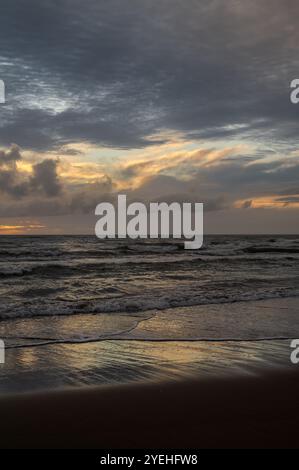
[0,234,298,392]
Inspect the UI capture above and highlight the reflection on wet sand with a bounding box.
[0,297,297,394]
[0,338,292,394]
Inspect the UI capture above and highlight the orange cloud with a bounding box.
[0,224,45,234]
[115,144,247,189]
[235,196,299,209]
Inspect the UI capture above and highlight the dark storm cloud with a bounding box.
[191,156,299,202]
[0,145,30,197]
[1,144,299,218]
[129,152,299,209]
[0,0,298,150]
[277,196,299,203]
[30,159,62,197]
[0,146,115,217]
[0,144,22,164]
[0,146,61,198]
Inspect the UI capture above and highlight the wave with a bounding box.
[0,263,70,277]
[0,249,65,258]
[1,286,299,320]
[0,255,200,278]
[4,335,293,350]
[1,250,299,278]
[244,246,299,254]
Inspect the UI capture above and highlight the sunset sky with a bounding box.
[0,0,299,234]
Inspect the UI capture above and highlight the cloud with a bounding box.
[0,144,22,164]
[126,147,299,212]
[30,159,62,197]
[0,146,116,217]
[241,200,253,209]
[1,143,299,219]
[0,1,298,233]
[0,145,62,199]
[0,0,298,150]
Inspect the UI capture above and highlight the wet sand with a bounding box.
[1,297,298,448]
[1,296,298,394]
[0,367,298,449]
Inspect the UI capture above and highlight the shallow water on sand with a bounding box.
[1,297,299,349]
[0,235,298,394]
[0,298,298,393]
[0,338,294,394]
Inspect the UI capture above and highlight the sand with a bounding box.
[0,367,298,449]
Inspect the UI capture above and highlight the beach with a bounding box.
[0,367,298,449]
[0,236,298,448]
[0,297,298,448]
[1,0,299,451]
[0,298,298,393]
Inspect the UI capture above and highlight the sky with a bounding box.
[0,0,299,234]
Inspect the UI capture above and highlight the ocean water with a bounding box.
[0,235,298,393]
[1,235,299,314]
[0,235,298,343]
